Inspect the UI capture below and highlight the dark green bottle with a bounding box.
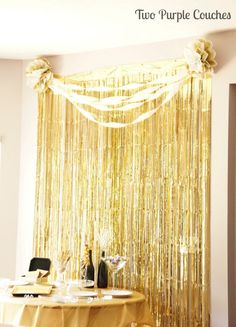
[85,249,94,288]
[97,251,108,288]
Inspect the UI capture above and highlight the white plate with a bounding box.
[72,291,98,297]
[67,279,94,289]
[0,278,10,287]
[8,280,30,287]
[102,290,133,298]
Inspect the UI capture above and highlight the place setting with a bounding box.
[0,251,133,305]
[42,253,132,303]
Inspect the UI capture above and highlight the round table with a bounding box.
[0,290,155,327]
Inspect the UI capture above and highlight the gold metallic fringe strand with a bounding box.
[33,60,211,327]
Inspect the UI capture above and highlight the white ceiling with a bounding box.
[0,0,235,59]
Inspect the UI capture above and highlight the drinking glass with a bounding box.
[54,250,71,288]
[103,255,128,289]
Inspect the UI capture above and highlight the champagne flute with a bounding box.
[54,250,71,289]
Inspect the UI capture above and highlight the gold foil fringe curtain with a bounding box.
[34,60,211,326]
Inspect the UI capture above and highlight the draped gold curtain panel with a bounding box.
[34,60,211,326]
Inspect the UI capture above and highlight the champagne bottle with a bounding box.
[85,249,94,288]
[97,251,108,288]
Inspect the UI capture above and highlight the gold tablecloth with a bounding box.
[0,290,155,327]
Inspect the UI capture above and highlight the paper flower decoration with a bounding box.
[26,58,53,92]
[184,38,217,74]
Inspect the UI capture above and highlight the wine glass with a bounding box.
[66,279,95,296]
[103,255,128,290]
[54,250,71,289]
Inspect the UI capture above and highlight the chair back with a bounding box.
[29,257,51,271]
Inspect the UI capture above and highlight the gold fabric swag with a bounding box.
[27,38,216,129]
[29,37,215,327]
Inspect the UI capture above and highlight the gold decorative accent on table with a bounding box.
[80,244,89,279]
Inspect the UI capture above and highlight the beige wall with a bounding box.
[228,84,236,327]
[15,61,37,277]
[6,30,236,326]
[208,30,236,327]
[0,59,22,278]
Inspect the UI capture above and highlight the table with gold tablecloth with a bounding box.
[0,290,155,327]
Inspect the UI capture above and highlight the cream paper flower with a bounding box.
[26,58,53,92]
[184,38,217,74]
